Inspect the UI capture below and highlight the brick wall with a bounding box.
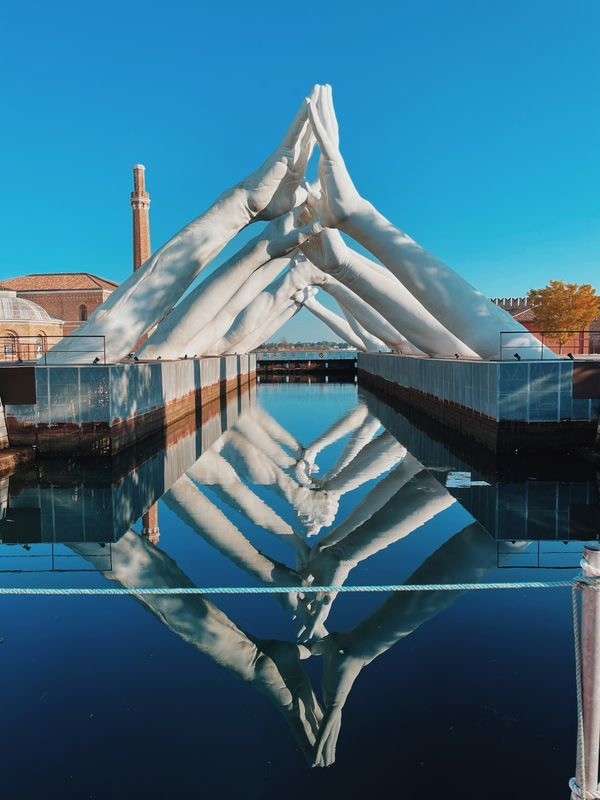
[0,320,64,360]
[14,289,113,333]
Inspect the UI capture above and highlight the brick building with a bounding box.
[491,297,600,355]
[0,289,63,360]
[0,273,118,335]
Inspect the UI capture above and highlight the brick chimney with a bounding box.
[142,504,160,545]
[131,164,151,269]
[132,164,159,542]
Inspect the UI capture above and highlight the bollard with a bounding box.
[575,544,600,797]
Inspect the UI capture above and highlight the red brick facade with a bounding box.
[0,319,64,360]
[131,164,151,269]
[0,275,118,335]
[0,289,64,361]
[16,289,115,334]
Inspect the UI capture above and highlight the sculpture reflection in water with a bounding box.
[71,401,525,766]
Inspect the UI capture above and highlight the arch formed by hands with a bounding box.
[46,85,549,364]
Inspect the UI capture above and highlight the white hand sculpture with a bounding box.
[46,88,318,364]
[301,228,479,358]
[242,91,316,221]
[305,84,365,228]
[302,295,369,351]
[214,261,320,355]
[306,84,552,360]
[140,204,319,359]
[71,530,323,763]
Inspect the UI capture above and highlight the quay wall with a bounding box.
[358,353,600,453]
[360,387,599,542]
[3,382,257,546]
[0,354,256,455]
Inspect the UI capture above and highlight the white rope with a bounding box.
[0,580,578,596]
[569,777,600,799]
[569,581,600,800]
[581,555,600,580]
[571,587,588,800]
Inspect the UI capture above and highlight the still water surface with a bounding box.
[1,383,598,799]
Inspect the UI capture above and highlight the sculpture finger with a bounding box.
[293,219,322,245]
[280,94,311,150]
[307,99,337,161]
[297,116,316,166]
[324,84,340,149]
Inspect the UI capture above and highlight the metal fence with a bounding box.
[500,330,600,361]
[254,349,358,361]
[0,335,106,365]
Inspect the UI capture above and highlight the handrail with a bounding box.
[500,329,599,361]
[0,335,107,365]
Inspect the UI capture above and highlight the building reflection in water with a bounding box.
[1,387,599,775]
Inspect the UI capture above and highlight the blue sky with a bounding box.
[1,0,598,342]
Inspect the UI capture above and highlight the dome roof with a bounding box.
[0,290,60,323]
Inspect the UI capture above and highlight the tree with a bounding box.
[527,280,600,351]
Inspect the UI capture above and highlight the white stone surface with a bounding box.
[48,82,553,363]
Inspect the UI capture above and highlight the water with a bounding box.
[1,382,598,799]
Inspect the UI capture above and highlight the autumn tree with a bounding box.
[527,280,600,351]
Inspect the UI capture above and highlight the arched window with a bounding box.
[36,333,46,356]
[79,304,88,321]
[3,333,17,360]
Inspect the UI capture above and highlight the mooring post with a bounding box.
[576,544,600,796]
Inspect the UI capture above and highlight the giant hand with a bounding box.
[305,84,365,228]
[306,84,552,361]
[243,92,316,221]
[139,205,319,360]
[46,88,318,364]
[70,531,322,763]
[301,228,479,359]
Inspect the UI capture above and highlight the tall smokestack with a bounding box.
[131,164,159,543]
[130,164,151,269]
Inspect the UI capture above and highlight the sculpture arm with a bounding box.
[70,531,322,761]
[310,522,500,765]
[337,302,388,351]
[253,407,302,455]
[187,448,296,538]
[220,429,339,536]
[302,295,368,351]
[220,296,307,355]
[300,465,454,637]
[303,402,369,468]
[318,454,423,547]
[319,262,425,354]
[322,431,407,496]
[214,261,320,353]
[164,476,302,590]
[47,91,317,364]
[319,413,383,482]
[301,228,479,359]
[307,84,553,360]
[183,257,291,356]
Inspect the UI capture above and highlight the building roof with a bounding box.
[0,273,119,291]
[510,307,536,323]
[0,290,62,323]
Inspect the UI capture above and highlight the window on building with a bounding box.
[36,334,46,356]
[3,334,16,359]
[79,305,88,321]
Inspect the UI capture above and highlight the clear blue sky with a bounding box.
[1,0,598,342]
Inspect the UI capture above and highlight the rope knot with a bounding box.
[576,556,600,591]
[569,777,600,799]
